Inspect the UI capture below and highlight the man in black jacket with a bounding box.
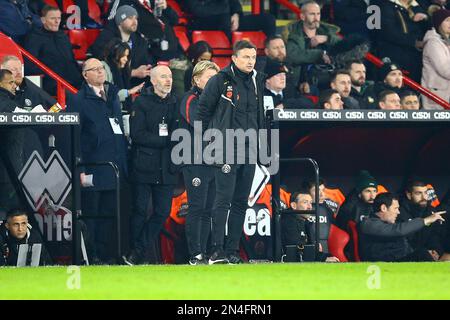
[1,55,56,110]
[398,180,446,260]
[67,58,128,264]
[263,58,313,113]
[197,40,266,264]
[23,5,82,95]
[0,69,18,112]
[281,189,340,262]
[359,192,445,262]
[123,65,178,265]
[107,0,182,62]
[89,5,153,87]
[0,208,52,266]
[336,170,378,230]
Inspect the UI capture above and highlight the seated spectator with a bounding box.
[183,0,276,40]
[183,41,213,92]
[364,60,407,109]
[318,89,343,109]
[0,0,42,44]
[336,170,378,230]
[359,192,445,262]
[0,70,18,112]
[378,90,401,110]
[400,90,421,110]
[398,180,446,260]
[285,1,341,90]
[330,70,360,109]
[421,9,450,110]
[263,58,314,113]
[1,55,56,110]
[108,0,182,62]
[0,208,52,266]
[280,189,339,262]
[23,5,82,95]
[90,5,153,87]
[346,59,375,109]
[101,40,145,111]
[257,35,311,100]
[333,0,369,37]
[374,0,429,82]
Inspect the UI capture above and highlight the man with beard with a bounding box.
[336,170,378,230]
[89,5,152,87]
[285,1,341,93]
[346,60,375,109]
[257,36,311,103]
[359,192,445,262]
[398,180,446,261]
[330,70,360,109]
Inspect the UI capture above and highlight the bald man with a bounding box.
[123,64,179,265]
[67,58,128,264]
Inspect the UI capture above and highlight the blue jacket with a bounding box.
[0,0,42,43]
[67,82,128,191]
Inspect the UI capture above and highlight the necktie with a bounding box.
[99,89,106,101]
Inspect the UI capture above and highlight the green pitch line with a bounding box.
[0,262,449,300]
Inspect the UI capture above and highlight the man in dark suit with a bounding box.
[67,58,128,264]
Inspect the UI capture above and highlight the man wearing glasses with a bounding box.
[67,58,128,264]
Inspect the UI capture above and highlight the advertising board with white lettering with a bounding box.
[0,113,79,125]
[274,109,450,121]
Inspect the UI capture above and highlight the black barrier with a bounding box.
[271,158,320,262]
[270,109,450,262]
[0,113,80,264]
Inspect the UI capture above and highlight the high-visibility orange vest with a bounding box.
[255,184,291,215]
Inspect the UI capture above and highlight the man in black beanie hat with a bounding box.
[263,58,314,114]
[363,58,410,109]
[89,5,153,86]
[335,170,378,230]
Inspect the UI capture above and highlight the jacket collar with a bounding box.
[0,87,15,100]
[141,86,176,103]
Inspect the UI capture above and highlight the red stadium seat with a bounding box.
[0,32,23,63]
[212,56,231,69]
[173,26,190,52]
[347,220,361,262]
[44,0,102,24]
[66,29,100,60]
[167,0,190,25]
[327,224,350,262]
[232,31,266,55]
[305,95,319,105]
[191,30,232,56]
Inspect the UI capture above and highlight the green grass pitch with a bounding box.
[0,262,449,299]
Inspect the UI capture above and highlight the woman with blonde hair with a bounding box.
[178,60,220,265]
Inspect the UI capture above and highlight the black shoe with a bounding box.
[227,253,244,265]
[208,250,229,265]
[122,250,142,266]
[189,254,207,265]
